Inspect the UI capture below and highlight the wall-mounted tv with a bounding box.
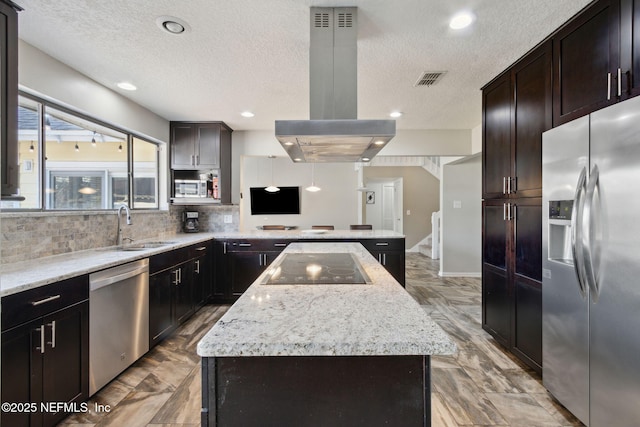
[250,186,300,215]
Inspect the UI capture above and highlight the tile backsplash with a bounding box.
[0,205,239,265]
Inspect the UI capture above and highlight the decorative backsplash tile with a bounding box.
[0,205,239,265]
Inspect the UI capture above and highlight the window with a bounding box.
[2,94,161,211]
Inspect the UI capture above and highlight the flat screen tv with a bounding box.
[250,186,300,215]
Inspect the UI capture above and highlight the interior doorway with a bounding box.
[364,178,403,232]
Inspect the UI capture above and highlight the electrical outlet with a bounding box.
[224,215,232,223]
[406,210,411,215]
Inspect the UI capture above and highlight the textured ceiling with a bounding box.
[16,0,593,132]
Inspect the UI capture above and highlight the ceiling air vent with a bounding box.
[337,12,353,28]
[414,71,447,87]
[314,12,329,28]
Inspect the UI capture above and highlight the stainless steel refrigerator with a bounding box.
[542,95,640,426]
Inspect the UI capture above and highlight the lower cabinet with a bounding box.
[214,240,290,302]
[212,238,406,302]
[1,275,89,427]
[482,198,542,372]
[358,239,406,286]
[149,242,212,348]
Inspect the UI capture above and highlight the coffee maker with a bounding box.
[182,211,199,233]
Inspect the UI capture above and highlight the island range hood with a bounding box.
[275,7,396,163]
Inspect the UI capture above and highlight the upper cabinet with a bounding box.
[482,42,552,200]
[170,121,233,204]
[552,0,620,126]
[621,0,640,97]
[171,122,231,170]
[0,0,21,199]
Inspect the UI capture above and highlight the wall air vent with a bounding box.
[414,71,447,87]
[314,12,329,28]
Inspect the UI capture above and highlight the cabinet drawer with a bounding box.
[224,239,292,252]
[358,238,405,252]
[1,275,89,331]
[150,247,190,274]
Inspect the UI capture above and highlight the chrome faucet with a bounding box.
[116,205,132,246]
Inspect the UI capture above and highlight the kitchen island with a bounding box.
[197,242,455,426]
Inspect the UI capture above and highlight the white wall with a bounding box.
[18,41,169,143]
[471,124,482,154]
[439,154,482,276]
[240,156,358,230]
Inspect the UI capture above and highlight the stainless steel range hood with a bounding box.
[275,7,395,163]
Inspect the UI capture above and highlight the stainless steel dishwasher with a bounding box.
[89,258,149,395]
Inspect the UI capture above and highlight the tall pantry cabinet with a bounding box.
[482,41,551,373]
[482,0,640,372]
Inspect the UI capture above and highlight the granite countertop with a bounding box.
[197,242,456,358]
[212,229,405,239]
[1,230,405,298]
[0,233,217,297]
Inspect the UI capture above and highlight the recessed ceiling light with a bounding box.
[390,111,402,118]
[374,140,385,145]
[156,16,191,35]
[449,12,475,30]
[294,158,302,162]
[117,82,137,91]
[284,141,294,146]
[241,111,255,118]
[361,157,370,162]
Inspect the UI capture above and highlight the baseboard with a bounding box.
[437,271,481,278]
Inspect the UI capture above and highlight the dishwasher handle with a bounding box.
[90,260,149,291]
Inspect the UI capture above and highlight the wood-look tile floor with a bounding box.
[60,253,583,427]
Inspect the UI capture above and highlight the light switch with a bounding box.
[406,210,411,215]
[224,215,233,223]
[453,200,462,209]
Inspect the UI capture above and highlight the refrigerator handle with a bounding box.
[571,167,588,298]
[583,164,601,302]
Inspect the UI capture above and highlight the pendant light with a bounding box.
[75,143,80,152]
[91,131,97,147]
[265,155,280,193]
[305,163,321,192]
[29,141,35,153]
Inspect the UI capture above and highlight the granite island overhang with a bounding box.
[197,242,456,426]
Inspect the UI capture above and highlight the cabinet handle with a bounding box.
[31,295,61,306]
[503,176,507,194]
[223,242,227,254]
[607,72,612,100]
[36,326,45,354]
[375,242,389,246]
[173,269,180,285]
[191,155,195,166]
[238,243,252,247]
[382,253,387,265]
[503,203,507,221]
[47,320,56,349]
[618,68,622,97]
[273,243,287,247]
[195,246,206,251]
[196,155,200,165]
[195,260,200,274]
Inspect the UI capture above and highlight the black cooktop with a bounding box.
[263,253,370,285]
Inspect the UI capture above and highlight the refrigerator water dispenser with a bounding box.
[548,200,574,264]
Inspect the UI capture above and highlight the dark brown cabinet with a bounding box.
[483,42,551,200]
[552,0,621,126]
[358,239,406,286]
[214,239,291,302]
[1,275,89,427]
[0,0,20,199]
[620,0,640,97]
[149,242,213,348]
[170,121,232,204]
[482,199,542,371]
[482,74,512,199]
[482,40,550,372]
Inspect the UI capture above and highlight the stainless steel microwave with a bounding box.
[174,179,207,198]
